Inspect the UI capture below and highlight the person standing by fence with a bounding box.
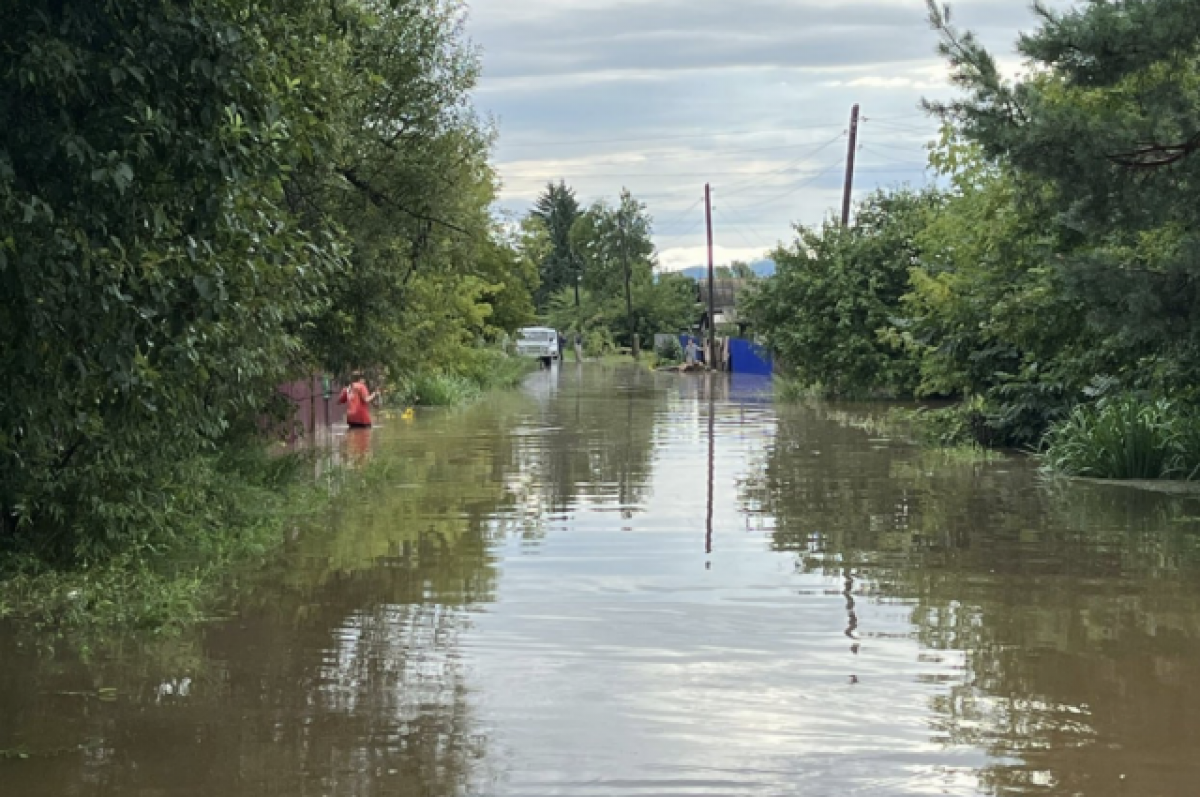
[339,371,379,428]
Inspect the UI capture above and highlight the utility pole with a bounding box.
[840,103,861,228]
[705,183,716,365]
[620,209,636,358]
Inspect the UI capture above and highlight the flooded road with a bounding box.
[4,364,1200,796]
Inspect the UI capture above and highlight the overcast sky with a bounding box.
[469,0,1052,272]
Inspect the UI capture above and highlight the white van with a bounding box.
[516,326,560,366]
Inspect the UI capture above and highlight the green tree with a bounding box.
[290,0,504,376]
[926,0,1200,399]
[899,128,1087,444]
[530,181,581,310]
[742,189,940,397]
[0,0,344,559]
[0,0,530,563]
[729,260,759,280]
[569,189,656,347]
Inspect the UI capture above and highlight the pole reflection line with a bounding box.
[705,374,715,556]
[843,567,859,642]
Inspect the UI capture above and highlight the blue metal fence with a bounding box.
[727,338,773,376]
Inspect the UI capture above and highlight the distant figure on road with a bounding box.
[685,338,697,366]
[574,331,584,362]
[339,371,379,428]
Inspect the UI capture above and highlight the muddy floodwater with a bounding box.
[4,365,1200,796]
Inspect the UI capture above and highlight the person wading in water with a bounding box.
[339,371,379,428]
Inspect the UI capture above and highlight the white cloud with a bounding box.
[657,245,776,273]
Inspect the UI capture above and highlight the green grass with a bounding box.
[0,445,332,635]
[1042,395,1200,480]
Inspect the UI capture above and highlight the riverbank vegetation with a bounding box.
[0,1,540,623]
[746,0,1200,479]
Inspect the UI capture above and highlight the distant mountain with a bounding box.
[675,259,775,281]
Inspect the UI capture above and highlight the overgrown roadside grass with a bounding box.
[390,350,536,407]
[0,445,338,636]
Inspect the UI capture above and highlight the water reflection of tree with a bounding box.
[743,403,1200,795]
[513,365,664,513]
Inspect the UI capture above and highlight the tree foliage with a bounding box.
[0,0,533,561]
[529,181,580,310]
[742,189,940,397]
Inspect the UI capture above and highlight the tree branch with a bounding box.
[1107,131,1200,169]
[337,166,473,237]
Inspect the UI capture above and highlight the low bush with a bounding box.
[386,349,534,408]
[584,328,616,358]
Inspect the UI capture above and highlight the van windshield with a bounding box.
[520,329,554,342]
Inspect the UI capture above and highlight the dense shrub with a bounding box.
[656,337,684,364]
[741,189,939,398]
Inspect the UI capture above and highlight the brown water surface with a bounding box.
[4,365,1200,796]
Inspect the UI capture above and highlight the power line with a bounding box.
[721,159,845,214]
[654,195,705,233]
[712,203,768,252]
[864,119,938,135]
[502,167,836,179]
[718,132,847,199]
[499,133,851,180]
[499,137,861,169]
[862,113,929,123]
[860,145,929,167]
[865,139,934,154]
[499,121,847,150]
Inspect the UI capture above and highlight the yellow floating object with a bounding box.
[401,408,415,420]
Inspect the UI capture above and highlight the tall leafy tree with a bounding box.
[570,189,655,346]
[530,181,581,310]
[0,0,533,562]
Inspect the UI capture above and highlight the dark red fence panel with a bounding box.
[276,375,346,444]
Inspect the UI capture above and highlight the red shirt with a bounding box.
[340,381,372,426]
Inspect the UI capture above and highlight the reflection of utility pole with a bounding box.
[840,104,861,228]
[619,211,636,358]
[844,566,860,684]
[705,375,716,557]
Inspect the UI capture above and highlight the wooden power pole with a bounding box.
[705,183,716,363]
[840,103,861,228]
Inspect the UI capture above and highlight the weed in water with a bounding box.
[1042,395,1200,480]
